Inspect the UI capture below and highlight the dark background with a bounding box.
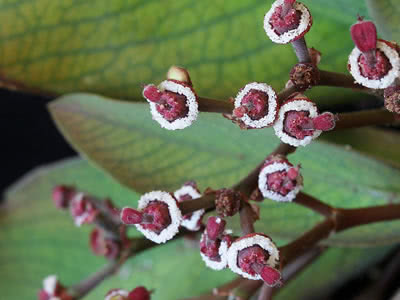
[0,88,75,196]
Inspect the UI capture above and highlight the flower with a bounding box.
[348,18,400,89]
[174,181,204,231]
[142,66,198,130]
[258,155,303,202]
[273,95,335,147]
[120,191,182,244]
[200,216,234,270]
[227,233,281,286]
[233,82,279,128]
[70,193,99,227]
[264,0,312,44]
[52,185,75,209]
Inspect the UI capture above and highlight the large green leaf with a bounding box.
[0,0,370,105]
[49,93,400,247]
[0,158,235,299]
[322,127,400,168]
[367,0,400,41]
[275,246,392,300]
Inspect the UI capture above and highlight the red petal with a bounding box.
[206,216,226,240]
[260,266,281,286]
[121,208,143,225]
[350,20,377,52]
[312,112,336,131]
[143,85,162,103]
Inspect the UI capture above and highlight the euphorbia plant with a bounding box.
[1,0,400,299]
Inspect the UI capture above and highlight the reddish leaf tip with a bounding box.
[121,207,143,225]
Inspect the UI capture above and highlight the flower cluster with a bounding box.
[142,0,337,148]
[52,185,127,260]
[52,185,98,226]
[41,0,400,298]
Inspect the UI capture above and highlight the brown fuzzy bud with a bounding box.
[289,63,320,90]
[215,189,242,217]
[384,85,400,114]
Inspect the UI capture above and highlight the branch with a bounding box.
[335,109,398,130]
[293,192,335,217]
[197,96,233,114]
[279,218,335,268]
[280,203,400,268]
[336,204,400,232]
[240,202,256,235]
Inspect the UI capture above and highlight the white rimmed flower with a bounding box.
[348,40,400,89]
[121,191,183,244]
[233,82,278,128]
[143,80,198,130]
[264,0,312,44]
[273,97,335,147]
[199,233,230,270]
[227,233,280,283]
[258,157,303,202]
[174,183,204,231]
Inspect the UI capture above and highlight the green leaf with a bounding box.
[275,246,392,300]
[322,127,400,168]
[0,0,370,105]
[0,158,235,299]
[367,0,400,41]
[49,93,400,247]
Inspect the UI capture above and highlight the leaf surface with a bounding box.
[0,0,370,105]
